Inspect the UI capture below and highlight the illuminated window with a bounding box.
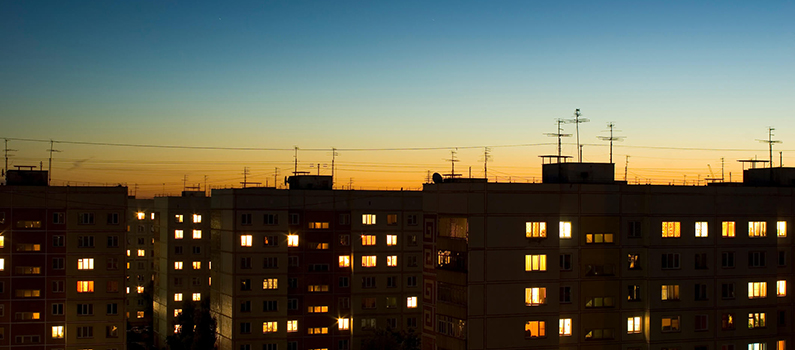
[387,255,398,267]
[748,312,766,329]
[76,281,94,293]
[308,327,328,334]
[750,344,769,350]
[0,258,3,271]
[263,278,278,290]
[695,222,708,237]
[339,255,350,268]
[174,262,183,270]
[778,340,786,350]
[193,214,201,223]
[307,285,329,292]
[137,311,144,319]
[338,318,350,331]
[525,287,546,306]
[627,316,642,334]
[312,242,329,250]
[174,293,182,301]
[628,254,640,270]
[585,233,613,243]
[407,296,417,308]
[126,249,131,256]
[662,222,680,237]
[661,285,680,301]
[778,280,787,297]
[287,320,297,332]
[192,293,201,301]
[361,235,376,246]
[192,230,202,239]
[241,235,252,247]
[173,214,183,223]
[526,222,547,238]
[308,222,329,229]
[262,321,278,333]
[77,258,94,270]
[287,234,299,247]
[192,261,201,270]
[525,255,547,271]
[137,249,145,257]
[362,214,376,225]
[559,318,572,336]
[174,309,182,317]
[778,221,787,237]
[307,306,328,313]
[52,325,64,338]
[362,256,377,267]
[559,222,572,239]
[175,230,184,239]
[174,325,181,334]
[722,221,735,237]
[749,221,767,237]
[386,235,398,246]
[387,214,398,225]
[661,316,680,332]
[16,289,40,297]
[0,236,4,248]
[524,320,546,338]
[748,282,767,299]
[137,286,144,294]
[136,212,145,220]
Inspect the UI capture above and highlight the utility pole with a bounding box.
[597,122,624,164]
[243,167,249,188]
[624,155,630,182]
[544,119,571,160]
[47,140,61,185]
[565,109,589,162]
[721,158,725,181]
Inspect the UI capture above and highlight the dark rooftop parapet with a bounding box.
[542,163,615,184]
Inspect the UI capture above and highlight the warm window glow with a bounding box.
[559,318,572,336]
[241,235,252,247]
[339,255,350,267]
[307,306,328,313]
[525,287,546,306]
[174,308,182,317]
[193,214,201,223]
[287,320,297,332]
[662,222,680,237]
[526,222,547,238]
[76,281,94,293]
[387,255,398,267]
[137,311,144,318]
[362,214,376,225]
[175,214,183,223]
[361,235,376,246]
[308,222,329,229]
[127,249,131,256]
[661,285,680,301]
[192,293,201,301]
[307,285,328,292]
[525,320,546,338]
[262,321,278,333]
[52,325,64,338]
[137,249,145,257]
[0,258,4,271]
[137,212,145,220]
[627,316,642,334]
[362,255,377,267]
[308,327,329,334]
[722,221,736,237]
[192,230,202,239]
[192,261,201,270]
[338,318,350,331]
[0,236,4,248]
[263,278,278,290]
[662,316,680,332]
[407,296,417,308]
[778,340,786,350]
[778,221,787,237]
[151,212,155,220]
[559,222,572,239]
[748,313,766,329]
[749,221,767,237]
[174,261,183,270]
[174,325,181,333]
[175,230,184,239]
[137,286,144,294]
[778,280,787,297]
[585,233,613,243]
[695,222,708,237]
[174,293,182,301]
[287,234,299,247]
[525,254,547,271]
[749,282,767,299]
[386,235,398,246]
[77,258,94,270]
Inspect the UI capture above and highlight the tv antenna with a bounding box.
[47,140,61,185]
[757,127,781,168]
[544,119,571,160]
[482,147,491,179]
[240,167,261,188]
[565,109,589,162]
[331,148,338,186]
[597,122,624,164]
[309,163,328,176]
[443,149,461,178]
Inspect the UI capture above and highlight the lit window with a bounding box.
[137,249,145,257]
[287,234,299,247]
[778,340,786,350]
[52,325,64,338]
[175,214,183,223]
[174,309,182,317]
[126,249,131,256]
[0,258,3,271]
[559,222,571,239]
[362,256,377,268]
[387,255,398,267]
[77,258,94,270]
[585,233,613,243]
[126,287,130,293]
[308,222,329,229]
[778,280,787,297]
[748,282,767,299]
[137,286,144,294]
[362,214,376,225]
[193,214,201,223]
[661,285,680,301]
[175,230,183,239]
[627,316,642,334]
[76,281,94,293]
[174,293,182,301]
[750,343,769,350]
[525,254,547,271]
[526,222,547,238]
[361,235,376,246]
[778,221,787,237]
[749,221,767,237]
[192,261,201,270]
[525,287,546,306]
[192,230,202,239]
[262,321,278,333]
[137,212,145,220]
[287,320,297,333]
[192,293,201,301]
[307,306,329,313]
[407,296,417,308]
[338,318,350,331]
[748,312,766,329]
[339,255,350,268]
[661,316,680,332]
[386,235,398,246]
[0,236,4,248]
[241,235,252,247]
[308,327,329,334]
[174,325,181,333]
[559,318,572,336]
[151,212,155,220]
[722,221,736,237]
[263,278,278,290]
[695,222,708,237]
[307,285,329,292]
[662,222,680,237]
[174,261,183,270]
[137,311,144,318]
[525,320,546,338]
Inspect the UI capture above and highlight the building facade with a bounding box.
[127,197,156,330]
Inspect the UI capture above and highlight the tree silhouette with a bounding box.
[166,300,216,350]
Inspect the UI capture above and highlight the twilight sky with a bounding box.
[2,1,794,196]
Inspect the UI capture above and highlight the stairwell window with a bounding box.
[778,280,786,297]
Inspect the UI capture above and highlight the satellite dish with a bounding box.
[432,173,443,184]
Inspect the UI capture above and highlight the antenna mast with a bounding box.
[293,146,299,175]
[624,155,630,181]
[757,127,781,168]
[597,122,624,164]
[483,147,491,179]
[4,139,17,178]
[544,119,571,160]
[565,109,589,162]
[444,149,461,178]
[331,148,338,187]
[47,140,61,185]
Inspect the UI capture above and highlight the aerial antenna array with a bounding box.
[544,119,571,160]
[597,122,625,164]
[565,109,589,162]
[757,127,781,168]
[443,149,461,178]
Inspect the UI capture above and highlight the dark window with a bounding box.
[722,252,735,268]
[52,257,64,270]
[264,236,278,246]
[52,212,64,224]
[407,276,417,287]
[289,213,299,225]
[779,251,787,267]
[694,284,708,301]
[287,299,298,310]
[779,310,787,327]
[695,253,708,270]
[560,254,572,271]
[661,253,680,269]
[107,235,119,248]
[628,285,641,301]
[749,252,766,267]
[408,234,418,246]
[288,278,297,289]
[240,257,252,269]
[78,236,94,248]
[407,214,419,226]
[78,213,94,225]
[77,304,93,315]
[628,221,641,238]
[52,235,64,247]
[721,283,735,299]
[240,279,251,291]
[263,257,278,269]
[240,322,251,334]
[264,214,278,225]
[386,276,396,288]
[339,277,349,287]
[107,213,119,225]
[288,256,299,267]
[559,286,571,303]
[241,214,252,225]
[192,246,201,254]
[263,300,278,312]
[52,303,64,315]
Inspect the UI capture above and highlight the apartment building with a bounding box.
[126,197,156,329]
[422,163,792,350]
[211,175,423,350]
[0,170,127,350]
[153,191,212,347]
